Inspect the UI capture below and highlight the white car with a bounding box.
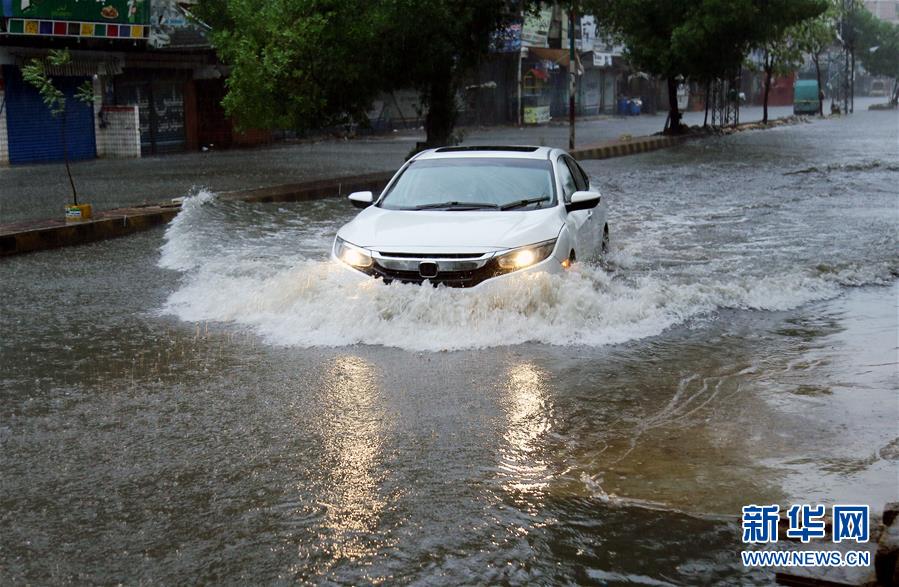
[332,145,609,288]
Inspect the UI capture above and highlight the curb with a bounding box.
[572,135,687,161]
[1,206,180,257]
[0,131,708,257]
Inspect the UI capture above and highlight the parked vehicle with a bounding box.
[869,79,886,97]
[793,80,820,115]
[332,146,609,288]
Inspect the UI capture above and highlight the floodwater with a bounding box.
[1,110,897,584]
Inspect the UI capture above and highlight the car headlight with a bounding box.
[495,239,556,272]
[334,237,373,268]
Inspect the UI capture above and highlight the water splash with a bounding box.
[157,191,896,351]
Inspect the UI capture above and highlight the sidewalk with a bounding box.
[0,104,796,225]
[2,132,698,256]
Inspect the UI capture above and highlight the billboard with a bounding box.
[490,21,521,53]
[521,8,551,48]
[3,0,149,25]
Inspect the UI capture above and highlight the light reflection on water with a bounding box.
[316,355,390,563]
[500,363,552,495]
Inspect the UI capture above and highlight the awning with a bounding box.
[525,47,585,75]
[527,47,571,67]
[12,49,124,76]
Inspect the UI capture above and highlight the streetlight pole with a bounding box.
[568,7,576,150]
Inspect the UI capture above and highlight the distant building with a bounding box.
[863,0,899,24]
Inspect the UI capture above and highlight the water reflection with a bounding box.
[499,362,553,495]
[317,355,390,562]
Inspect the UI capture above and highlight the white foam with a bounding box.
[159,189,218,271]
[157,192,895,352]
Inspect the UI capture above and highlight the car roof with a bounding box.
[412,145,559,161]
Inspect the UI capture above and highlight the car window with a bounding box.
[564,157,587,192]
[380,158,556,210]
[557,157,578,202]
[574,160,590,189]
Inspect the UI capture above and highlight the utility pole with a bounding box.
[841,0,852,114]
[517,4,524,127]
[850,47,855,113]
[517,47,523,126]
[568,7,576,150]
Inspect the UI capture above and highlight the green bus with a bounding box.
[794,80,820,115]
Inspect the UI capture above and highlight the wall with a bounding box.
[95,106,141,159]
[0,79,8,165]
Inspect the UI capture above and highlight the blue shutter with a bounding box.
[3,65,96,164]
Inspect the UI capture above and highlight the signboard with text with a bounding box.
[521,8,551,48]
[3,0,149,25]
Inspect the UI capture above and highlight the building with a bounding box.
[0,0,268,165]
[863,0,899,24]
[465,8,627,127]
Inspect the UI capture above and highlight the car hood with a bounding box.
[337,206,563,252]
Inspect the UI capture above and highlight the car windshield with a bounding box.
[379,158,556,210]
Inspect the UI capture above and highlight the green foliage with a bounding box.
[22,57,66,116]
[21,49,95,117]
[196,0,512,144]
[791,0,838,59]
[20,48,95,205]
[197,0,385,130]
[75,79,95,106]
[584,0,826,81]
[851,7,899,79]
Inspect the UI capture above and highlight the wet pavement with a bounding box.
[1,104,798,225]
[1,103,897,585]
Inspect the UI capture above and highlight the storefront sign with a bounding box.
[489,21,521,53]
[593,52,614,68]
[5,18,147,38]
[2,0,149,25]
[521,8,551,48]
[523,105,550,124]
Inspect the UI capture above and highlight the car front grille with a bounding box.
[359,251,503,287]
[364,262,502,288]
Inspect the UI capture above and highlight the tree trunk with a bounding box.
[703,80,710,127]
[762,53,772,125]
[813,53,823,116]
[422,63,457,149]
[666,77,682,135]
[61,108,78,205]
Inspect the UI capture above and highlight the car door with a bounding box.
[557,155,593,259]
[567,157,604,258]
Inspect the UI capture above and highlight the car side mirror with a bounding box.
[348,191,374,209]
[566,190,600,213]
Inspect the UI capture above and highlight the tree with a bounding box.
[757,34,803,123]
[194,0,386,132]
[791,2,838,115]
[748,0,827,123]
[196,0,514,150]
[582,1,693,133]
[851,7,899,104]
[21,49,95,205]
[585,0,826,133]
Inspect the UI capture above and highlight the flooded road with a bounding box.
[2,110,897,584]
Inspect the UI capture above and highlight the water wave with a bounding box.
[157,192,896,351]
[785,159,899,175]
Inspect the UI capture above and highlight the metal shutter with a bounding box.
[3,65,96,165]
